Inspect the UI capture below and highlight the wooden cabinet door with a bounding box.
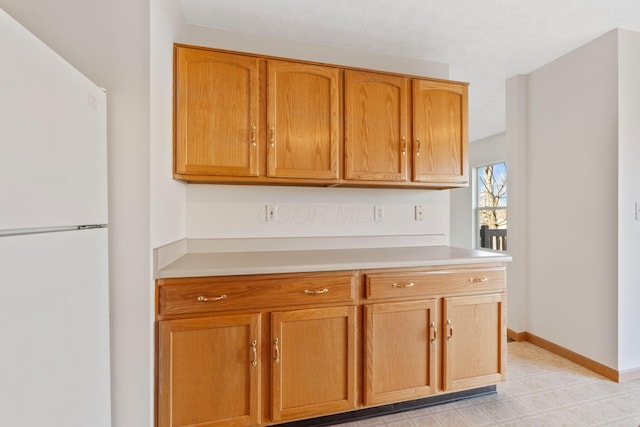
[344,70,409,182]
[175,47,261,177]
[412,80,468,185]
[267,60,341,180]
[364,300,438,406]
[442,293,507,392]
[271,306,357,422]
[158,313,261,427]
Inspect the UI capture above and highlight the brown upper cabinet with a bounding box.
[413,79,468,185]
[267,60,341,181]
[174,47,261,178]
[173,44,468,189]
[344,70,409,182]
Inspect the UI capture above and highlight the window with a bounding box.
[476,162,507,251]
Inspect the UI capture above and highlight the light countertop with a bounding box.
[156,244,511,278]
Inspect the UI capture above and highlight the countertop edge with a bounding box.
[155,245,512,279]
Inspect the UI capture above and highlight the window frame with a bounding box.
[474,161,507,251]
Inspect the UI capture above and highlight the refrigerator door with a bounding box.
[0,228,111,426]
[0,8,107,231]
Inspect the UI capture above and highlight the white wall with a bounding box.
[525,31,619,368]
[505,75,528,334]
[617,29,640,372]
[450,132,506,250]
[187,185,449,243]
[180,24,449,79]
[0,1,153,426]
[151,0,186,248]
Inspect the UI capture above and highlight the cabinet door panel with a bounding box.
[271,306,357,421]
[267,60,341,180]
[158,313,261,427]
[364,300,438,405]
[345,71,409,181]
[442,293,506,391]
[413,80,468,185]
[175,47,260,177]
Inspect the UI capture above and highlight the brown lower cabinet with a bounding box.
[363,300,439,406]
[156,264,506,426]
[158,313,262,427]
[363,291,506,407]
[271,306,357,422]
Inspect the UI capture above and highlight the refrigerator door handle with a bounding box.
[0,224,107,238]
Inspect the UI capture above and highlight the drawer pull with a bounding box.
[303,288,329,295]
[447,319,454,340]
[392,282,415,288]
[468,277,489,283]
[250,125,257,147]
[430,321,437,343]
[196,295,228,302]
[250,340,257,367]
[273,338,280,364]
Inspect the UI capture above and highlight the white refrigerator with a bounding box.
[0,8,111,426]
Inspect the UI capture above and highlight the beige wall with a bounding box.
[617,29,640,371]
[510,31,619,368]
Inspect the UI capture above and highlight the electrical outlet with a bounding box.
[415,205,424,221]
[266,205,278,222]
[374,205,384,223]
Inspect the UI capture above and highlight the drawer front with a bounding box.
[365,267,505,300]
[158,271,356,316]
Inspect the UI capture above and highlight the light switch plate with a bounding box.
[374,205,384,223]
[266,205,278,222]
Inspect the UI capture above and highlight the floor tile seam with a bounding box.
[433,406,515,426]
[513,390,640,414]
[591,416,640,427]
[466,399,539,423]
[506,368,611,384]
[407,394,638,426]
[557,407,634,426]
[507,404,586,423]
[498,381,626,398]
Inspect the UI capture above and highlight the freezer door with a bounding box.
[0,228,111,426]
[0,9,107,230]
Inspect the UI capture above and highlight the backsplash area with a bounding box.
[185,184,450,243]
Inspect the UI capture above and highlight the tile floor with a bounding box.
[334,341,640,426]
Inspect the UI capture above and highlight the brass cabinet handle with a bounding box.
[401,136,407,156]
[269,127,275,148]
[430,321,437,343]
[415,138,421,156]
[250,125,257,147]
[273,338,280,364]
[392,282,415,288]
[447,319,454,340]
[196,295,227,302]
[469,277,489,283]
[303,288,329,295]
[250,340,257,367]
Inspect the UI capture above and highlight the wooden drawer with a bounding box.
[158,271,356,317]
[365,267,505,301]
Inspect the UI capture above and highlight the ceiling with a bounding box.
[178,0,640,142]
